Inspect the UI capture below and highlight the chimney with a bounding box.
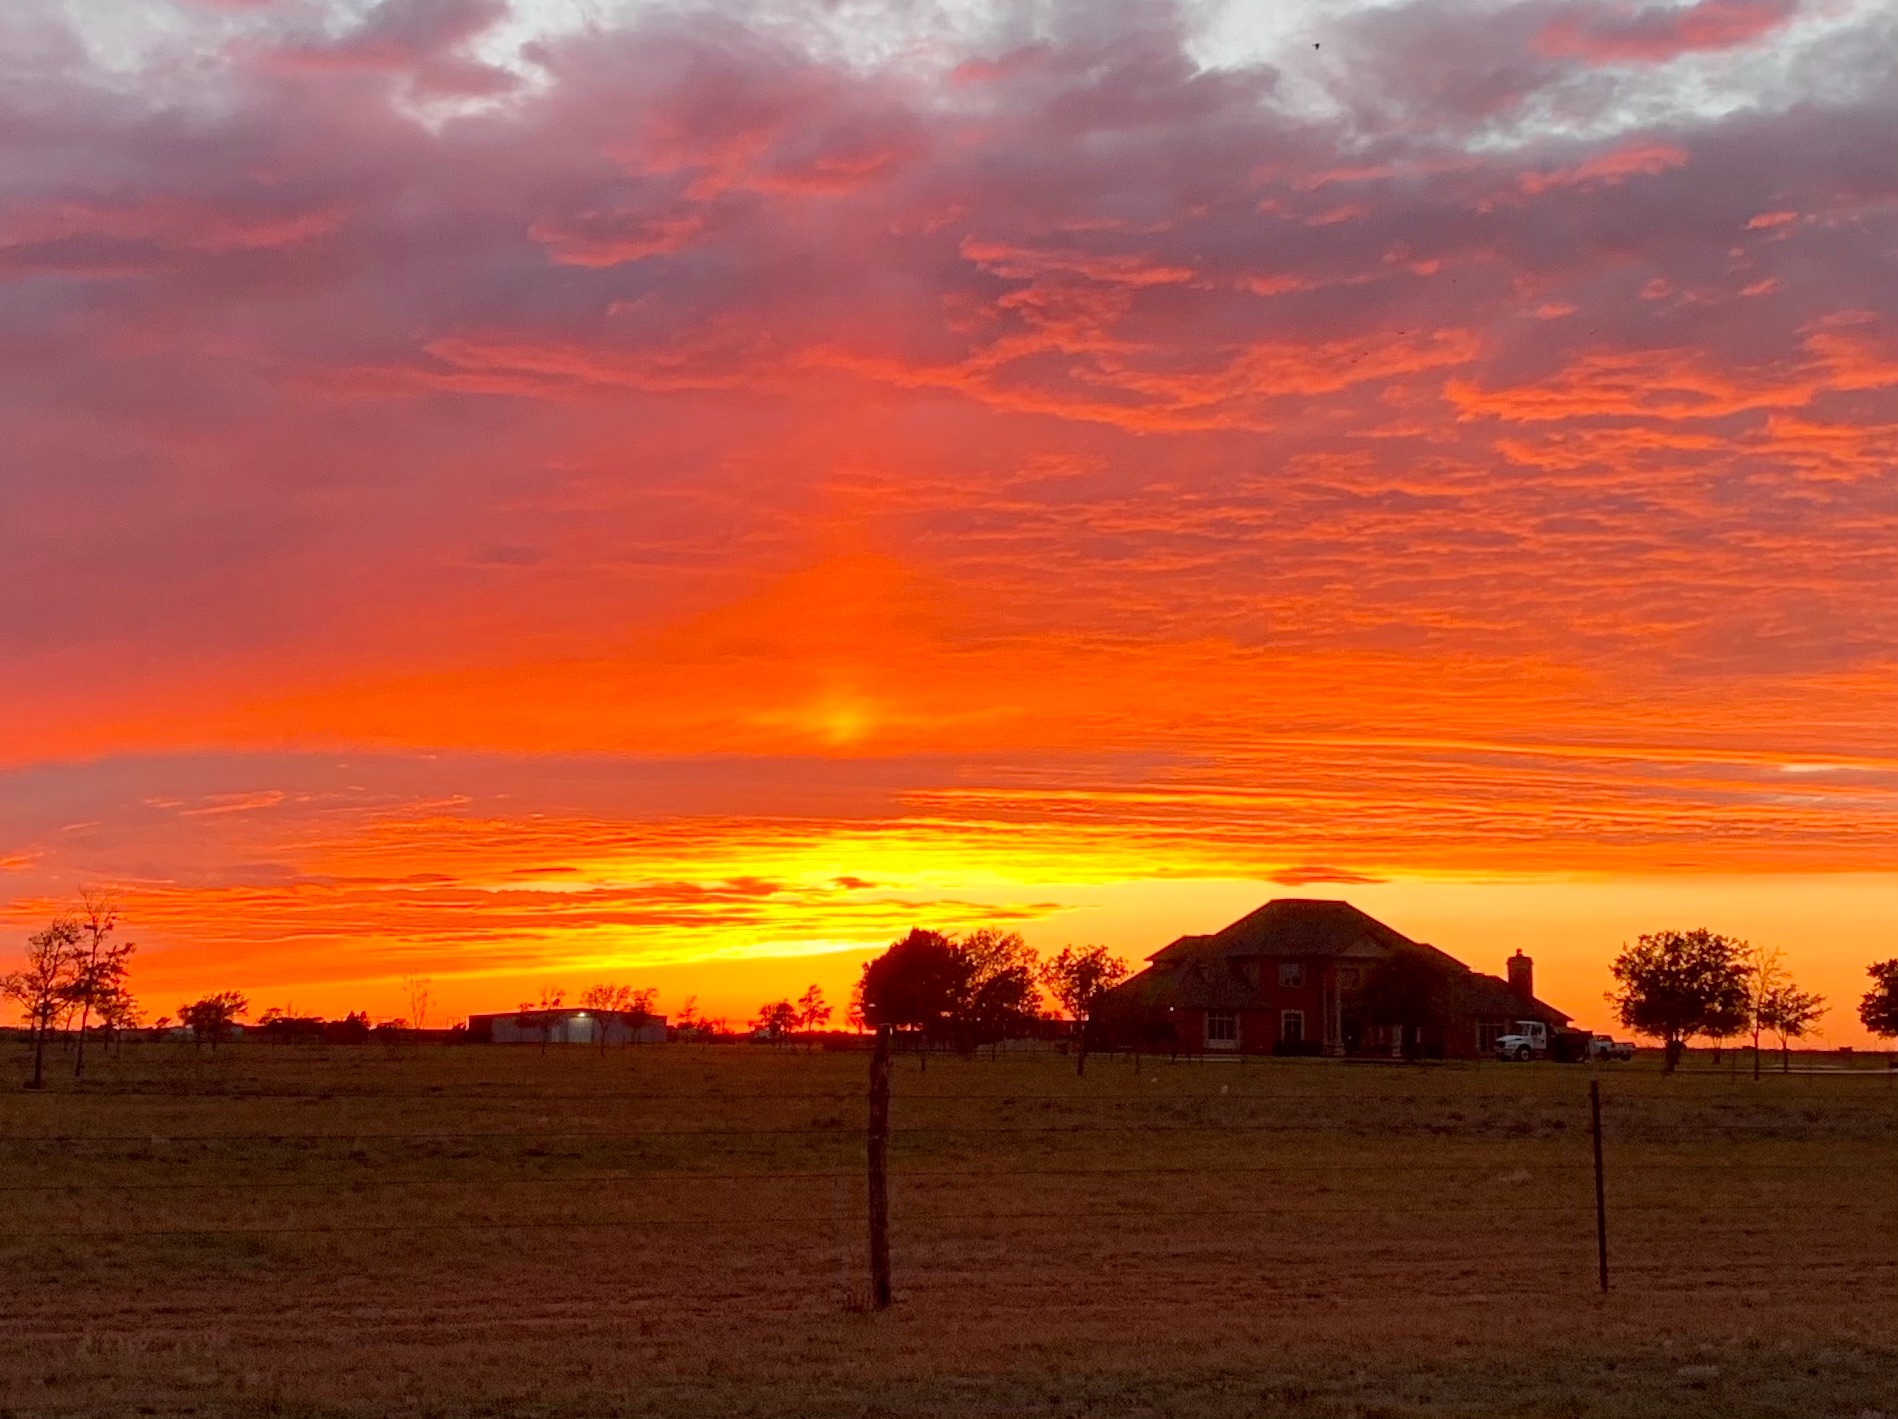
[1507,951,1534,1003]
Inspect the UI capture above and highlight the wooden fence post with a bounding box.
[1590,1078,1609,1294]
[868,1023,893,1310]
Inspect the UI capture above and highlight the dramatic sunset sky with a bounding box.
[3,0,1894,1038]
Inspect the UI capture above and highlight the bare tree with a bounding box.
[1759,981,1826,1073]
[516,986,565,1053]
[579,982,657,1054]
[97,974,143,1056]
[796,984,832,1051]
[2,917,84,1089]
[403,975,433,1034]
[69,893,136,1080]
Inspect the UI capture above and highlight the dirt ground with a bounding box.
[2,1040,1894,1417]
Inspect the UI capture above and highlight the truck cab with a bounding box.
[1494,1020,1550,1060]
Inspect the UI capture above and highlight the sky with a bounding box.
[1,0,1894,1040]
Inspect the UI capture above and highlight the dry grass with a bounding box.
[2,1039,1895,1417]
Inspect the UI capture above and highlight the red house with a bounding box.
[1090,899,1571,1059]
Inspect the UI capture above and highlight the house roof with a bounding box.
[467,1008,664,1024]
[1147,898,1456,969]
[1097,898,1572,1025]
[1442,970,1570,1025]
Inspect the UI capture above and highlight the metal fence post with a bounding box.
[868,1023,892,1310]
[1590,1078,1609,1293]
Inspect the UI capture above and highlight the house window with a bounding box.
[1478,1022,1506,1052]
[1278,962,1304,988]
[1281,1010,1304,1045]
[1206,1012,1238,1047]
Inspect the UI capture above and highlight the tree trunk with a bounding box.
[29,1015,47,1089]
[1662,1037,1684,1074]
[1751,1026,1761,1081]
[1781,1039,1790,1073]
[73,1000,93,1079]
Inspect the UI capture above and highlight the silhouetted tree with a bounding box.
[1610,929,1752,1074]
[580,982,657,1053]
[857,927,1045,1055]
[178,991,249,1050]
[958,929,1037,989]
[516,986,565,1052]
[67,894,136,1079]
[1758,980,1825,1073]
[257,1008,326,1044]
[1038,946,1129,1075]
[324,1010,372,1045]
[858,929,970,1041]
[403,975,433,1034]
[1858,960,1898,1041]
[95,970,142,1055]
[957,928,1044,1052]
[1357,950,1450,1058]
[796,984,832,1050]
[3,916,84,1089]
[1744,945,1824,1079]
[753,999,799,1042]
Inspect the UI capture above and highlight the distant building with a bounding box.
[466,1009,666,1046]
[1089,898,1570,1059]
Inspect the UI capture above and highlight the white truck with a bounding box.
[1494,1020,1555,1061]
[1494,1020,1630,1062]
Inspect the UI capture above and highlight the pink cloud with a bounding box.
[1537,0,1800,64]
[1518,143,1689,194]
[254,0,516,95]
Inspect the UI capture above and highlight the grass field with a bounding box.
[3,1039,1895,1418]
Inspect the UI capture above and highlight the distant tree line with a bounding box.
[1608,929,1842,1074]
[751,985,833,1047]
[851,928,1129,1065]
[15,905,1897,1080]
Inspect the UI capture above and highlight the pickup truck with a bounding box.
[1588,1035,1635,1061]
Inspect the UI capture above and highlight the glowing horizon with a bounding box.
[2,0,1894,1041]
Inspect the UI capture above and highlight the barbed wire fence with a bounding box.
[3,1029,1894,1324]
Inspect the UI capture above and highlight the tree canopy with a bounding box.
[1610,929,1752,1073]
[178,991,249,1049]
[857,928,969,1035]
[1859,960,1898,1039]
[2,916,85,1089]
[1037,946,1129,1024]
[857,927,1046,1047]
